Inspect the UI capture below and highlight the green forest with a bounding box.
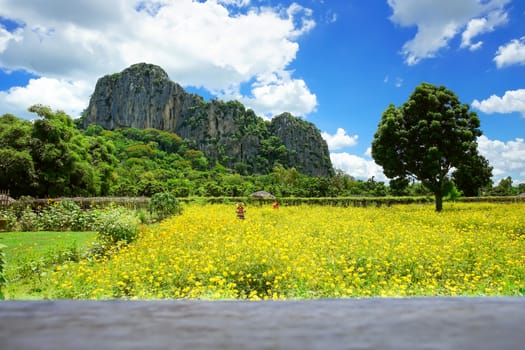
[1,104,523,200]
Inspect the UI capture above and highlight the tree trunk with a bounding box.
[434,193,443,212]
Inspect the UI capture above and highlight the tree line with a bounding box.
[0,99,523,201]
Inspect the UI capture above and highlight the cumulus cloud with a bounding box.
[387,0,510,65]
[321,128,358,151]
[330,152,387,182]
[472,89,525,116]
[233,71,317,118]
[494,36,525,68]
[0,77,92,119]
[461,10,508,51]
[0,0,317,119]
[477,135,525,184]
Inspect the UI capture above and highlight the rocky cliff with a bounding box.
[269,113,333,178]
[83,63,333,177]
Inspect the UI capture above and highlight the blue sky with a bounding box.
[1,0,524,184]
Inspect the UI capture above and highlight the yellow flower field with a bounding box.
[51,203,525,299]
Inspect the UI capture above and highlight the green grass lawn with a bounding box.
[0,231,96,299]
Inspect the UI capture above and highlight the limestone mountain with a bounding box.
[82,63,333,176]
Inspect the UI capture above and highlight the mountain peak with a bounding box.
[83,64,333,177]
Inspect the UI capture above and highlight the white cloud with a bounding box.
[330,152,387,182]
[229,71,317,118]
[286,2,316,39]
[216,0,251,7]
[0,0,317,119]
[472,89,525,116]
[494,36,525,68]
[477,135,525,184]
[460,9,507,51]
[321,128,358,151]
[0,77,92,119]
[387,0,510,65]
[0,26,21,52]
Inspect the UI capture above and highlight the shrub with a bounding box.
[95,209,140,246]
[149,192,180,221]
[39,200,84,231]
[444,183,462,202]
[19,207,40,231]
[0,210,16,231]
[88,209,140,258]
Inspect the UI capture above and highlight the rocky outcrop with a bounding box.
[270,113,333,177]
[83,63,333,177]
[84,63,201,131]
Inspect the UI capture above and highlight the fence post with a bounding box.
[0,190,8,207]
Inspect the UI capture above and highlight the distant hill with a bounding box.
[82,63,333,177]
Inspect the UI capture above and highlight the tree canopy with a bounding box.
[371,82,492,211]
[3,101,518,201]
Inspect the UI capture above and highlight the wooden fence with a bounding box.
[0,190,14,208]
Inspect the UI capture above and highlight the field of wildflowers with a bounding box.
[51,203,525,299]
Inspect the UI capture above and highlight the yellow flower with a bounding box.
[49,203,525,299]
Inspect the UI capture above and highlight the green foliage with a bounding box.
[489,176,518,196]
[372,83,488,211]
[389,177,411,196]
[149,192,181,221]
[0,149,38,196]
[0,115,38,197]
[18,207,41,232]
[0,106,515,201]
[0,113,32,149]
[95,209,139,246]
[30,105,87,196]
[452,153,493,196]
[13,243,82,283]
[39,200,97,231]
[5,200,98,232]
[0,107,120,198]
[0,231,96,298]
[444,182,462,201]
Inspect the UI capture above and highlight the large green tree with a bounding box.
[0,114,38,196]
[29,105,109,197]
[29,105,80,196]
[371,83,488,211]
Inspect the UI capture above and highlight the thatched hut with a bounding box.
[249,191,276,199]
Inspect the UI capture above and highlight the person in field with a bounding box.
[273,200,279,209]
[236,203,246,219]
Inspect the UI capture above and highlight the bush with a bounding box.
[39,200,94,231]
[149,192,180,221]
[87,208,140,258]
[0,210,16,231]
[95,209,140,246]
[19,207,40,231]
